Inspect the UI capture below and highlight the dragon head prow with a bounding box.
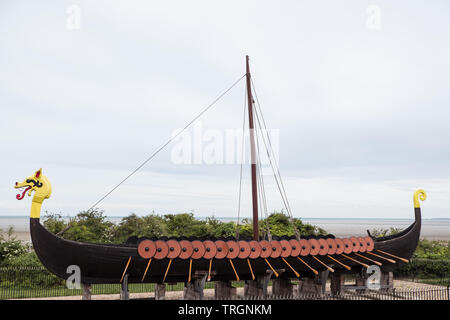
[15,168,52,204]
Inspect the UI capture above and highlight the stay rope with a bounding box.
[88,74,246,211]
[254,113,272,240]
[251,79,301,239]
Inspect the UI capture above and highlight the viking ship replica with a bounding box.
[14,56,426,291]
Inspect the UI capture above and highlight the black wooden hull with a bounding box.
[30,208,421,284]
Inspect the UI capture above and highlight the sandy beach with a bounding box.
[8,231,31,242]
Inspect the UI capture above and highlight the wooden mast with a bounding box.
[246,55,259,240]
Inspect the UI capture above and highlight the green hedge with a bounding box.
[395,258,450,279]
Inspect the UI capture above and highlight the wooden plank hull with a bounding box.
[30,207,421,284]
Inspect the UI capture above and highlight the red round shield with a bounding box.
[299,239,311,256]
[289,239,301,257]
[365,236,374,252]
[203,240,217,260]
[270,240,282,258]
[350,237,360,253]
[326,238,337,255]
[166,239,181,259]
[191,240,205,259]
[343,238,353,254]
[318,238,328,256]
[280,239,292,258]
[179,240,194,260]
[154,240,169,260]
[308,239,320,256]
[335,238,345,255]
[138,240,156,259]
[238,240,251,259]
[226,240,239,259]
[214,240,229,259]
[358,237,367,253]
[248,240,261,259]
[259,240,272,258]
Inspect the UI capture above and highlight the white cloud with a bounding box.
[1,1,450,219]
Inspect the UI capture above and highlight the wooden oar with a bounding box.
[376,250,409,263]
[312,256,334,272]
[120,256,132,283]
[354,253,382,266]
[341,254,369,268]
[247,259,255,281]
[366,251,396,264]
[264,258,279,277]
[163,259,172,283]
[141,258,152,282]
[188,259,192,282]
[327,255,351,271]
[297,257,319,275]
[229,259,240,281]
[282,257,300,278]
[208,259,213,281]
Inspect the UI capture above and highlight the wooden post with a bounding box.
[120,274,129,300]
[244,270,273,298]
[380,271,394,292]
[82,283,92,300]
[272,278,294,297]
[330,273,345,295]
[297,277,322,296]
[214,281,237,299]
[355,271,367,293]
[155,283,166,300]
[184,272,208,300]
[320,270,329,293]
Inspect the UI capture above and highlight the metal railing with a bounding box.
[1,266,449,300]
[0,267,183,299]
[216,287,450,300]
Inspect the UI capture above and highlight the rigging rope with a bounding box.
[88,74,246,211]
[251,80,293,215]
[254,116,272,240]
[253,106,291,216]
[251,79,301,239]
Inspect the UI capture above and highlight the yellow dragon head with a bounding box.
[14,168,52,204]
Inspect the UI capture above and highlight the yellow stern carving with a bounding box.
[413,189,426,209]
[14,168,52,218]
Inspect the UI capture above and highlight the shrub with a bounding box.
[4,251,42,268]
[42,212,68,235]
[396,258,450,279]
[163,213,211,237]
[213,221,237,238]
[0,240,28,265]
[0,227,30,266]
[370,227,402,237]
[113,214,166,243]
[413,239,450,260]
[62,209,115,243]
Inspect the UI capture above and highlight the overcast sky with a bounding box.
[1,1,450,219]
